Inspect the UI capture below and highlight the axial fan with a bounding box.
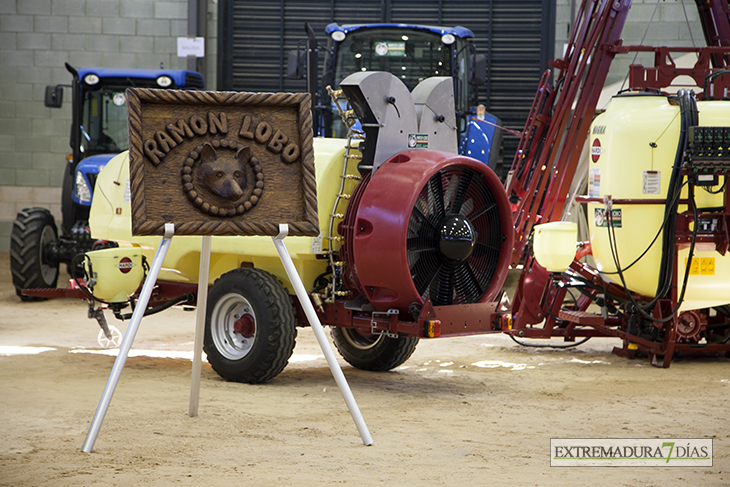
[339,150,513,314]
[407,165,504,305]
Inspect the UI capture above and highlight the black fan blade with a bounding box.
[410,249,442,296]
[410,203,438,232]
[472,241,500,259]
[449,170,474,215]
[467,202,496,222]
[429,173,446,219]
[454,261,485,301]
[431,266,455,306]
[406,238,437,252]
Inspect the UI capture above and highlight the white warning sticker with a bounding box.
[589,167,601,197]
[310,233,323,253]
[643,170,661,195]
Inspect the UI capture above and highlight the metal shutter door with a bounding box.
[219,0,555,165]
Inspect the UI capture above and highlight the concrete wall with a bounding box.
[0,0,709,251]
[0,0,217,250]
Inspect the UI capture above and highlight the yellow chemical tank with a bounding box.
[84,246,144,303]
[587,93,730,310]
[533,221,578,272]
[88,138,360,293]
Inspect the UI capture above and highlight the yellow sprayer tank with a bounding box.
[88,138,361,293]
[84,246,144,303]
[587,93,730,310]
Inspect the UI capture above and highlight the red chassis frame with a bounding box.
[25,269,513,340]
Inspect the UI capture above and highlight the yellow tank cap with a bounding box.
[533,221,578,272]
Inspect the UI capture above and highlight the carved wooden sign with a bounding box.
[127,88,318,237]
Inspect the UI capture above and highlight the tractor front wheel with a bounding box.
[9,207,59,301]
[204,268,297,384]
[331,327,418,371]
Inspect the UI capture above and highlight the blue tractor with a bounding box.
[290,22,503,172]
[10,63,204,299]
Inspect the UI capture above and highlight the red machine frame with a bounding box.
[505,0,730,366]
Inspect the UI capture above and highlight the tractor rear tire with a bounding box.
[204,268,297,384]
[331,327,418,371]
[9,208,59,301]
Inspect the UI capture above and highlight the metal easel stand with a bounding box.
[188,235,211,417]
[272,224,373,446]
[81,223,176,453]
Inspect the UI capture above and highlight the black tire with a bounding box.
[331,327,418,371]
[204,268,297,384]
[9,208,59,301]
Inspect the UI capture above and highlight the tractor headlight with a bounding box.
[83,74,100,85]
[156,75,173,87]
[75,171,92,203]
[331,30,346,42]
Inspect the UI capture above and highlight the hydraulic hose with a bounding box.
[603,90,699,323]
[651,89,697,304]
[114,293,195,320]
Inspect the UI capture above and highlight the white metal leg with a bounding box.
[81,223,176,453]
[188,235,211,417]
[272,224,373,446]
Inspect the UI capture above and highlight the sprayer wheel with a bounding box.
[331,327,418,371]
[204,267,296,384]
[9,207,59,301]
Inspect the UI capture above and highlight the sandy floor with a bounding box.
[1,250,729,486]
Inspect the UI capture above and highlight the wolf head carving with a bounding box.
[198,142,250,201]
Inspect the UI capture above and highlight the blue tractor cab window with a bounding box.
[81,87,128,155]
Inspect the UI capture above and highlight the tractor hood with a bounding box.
[78,153,117,172]
[77,67,204,89]
[325,23,474,39]
[73,153,118,206]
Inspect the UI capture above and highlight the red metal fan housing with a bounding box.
[339,149,513,315]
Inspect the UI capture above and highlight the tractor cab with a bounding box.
[9,65,204,300]
[290,23,503,173]
[45,64,205,236]
[324,24,483,136]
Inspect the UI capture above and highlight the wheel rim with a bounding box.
[210,292,257,360]
[39,225,57,285]
[340,328,383,351]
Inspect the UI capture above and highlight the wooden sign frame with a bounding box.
[127,88,318,237]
